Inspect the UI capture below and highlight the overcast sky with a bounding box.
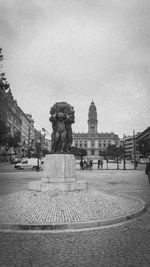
[0,0,150,138]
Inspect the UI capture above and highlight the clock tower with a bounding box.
[88,100,98,134]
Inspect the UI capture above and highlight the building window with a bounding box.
[91,141,95,148]
[91,150,95,155]
[84,141,87,148]
[98,142,101,148]
[80,142,82,148]
[75,141,78,148]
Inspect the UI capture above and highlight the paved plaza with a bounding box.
[0,163,150,266]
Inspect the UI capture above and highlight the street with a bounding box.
[0,163,150,267]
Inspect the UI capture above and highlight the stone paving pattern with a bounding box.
[0,189,145,227]
[0,165,150,266]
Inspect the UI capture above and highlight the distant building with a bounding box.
[0,50,42,160]
[0,84,41,159]
[122,132,140,159]
[0,88,22,137]
[72,101,120,157]
[0,83,8,123]
[136,127,150,157]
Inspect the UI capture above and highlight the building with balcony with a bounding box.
[0,84,40,159]
[136,127,150,157]
[122,132,140,160]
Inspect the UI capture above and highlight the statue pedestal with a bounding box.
[28,154,88,192]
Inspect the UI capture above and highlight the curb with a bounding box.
[0,199,146,232]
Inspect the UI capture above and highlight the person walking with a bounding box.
[89,159,93,170]
[98,159,100,169]
[83,159,87,170]
[145,157,150,185]
[100,159,103,169]
[80,159,83,170]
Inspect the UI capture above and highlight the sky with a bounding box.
[0,0,150,138]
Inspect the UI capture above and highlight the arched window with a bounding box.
[84,141,87,148]
[91,150,95,155]
[91,141,95,148]
[75,141,78,148]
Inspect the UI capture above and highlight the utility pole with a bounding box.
[27,126,31,158]
[106,148,108,169]
[37,131,41,172]
[133,130,136,169]
[123,139,126,170]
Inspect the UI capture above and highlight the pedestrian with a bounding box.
[100,159,103,169]
[83,159,87,170]
[98,159,100,169]
[89,159,93,170]
[80,159,83,170]
[86,158,90,170]
[145,157,150,185]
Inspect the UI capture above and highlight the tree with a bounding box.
[42,148,50,156]
[0,119,10,146]
[70,146,87,159]
[106,144,122,158]
[99,150,106,158]
[8,131,21,149]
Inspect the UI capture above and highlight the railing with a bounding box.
[75,160,145,170]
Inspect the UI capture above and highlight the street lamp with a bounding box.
[123,140,126,170]
[36,138,41,172]
[133,130,137,170]
[106,148,108,170]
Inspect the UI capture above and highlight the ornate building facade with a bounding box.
[0,84,42,159]
[72,101,120,157]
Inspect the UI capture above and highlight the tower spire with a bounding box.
[88,101,98,134]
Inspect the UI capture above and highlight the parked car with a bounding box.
[139,158,149,164]
[11,158,21,164]
[15,158,41,170]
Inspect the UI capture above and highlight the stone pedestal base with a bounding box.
[28,180,88,192]
[29,154,88,192]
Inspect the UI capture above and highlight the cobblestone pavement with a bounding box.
[0,166,150,266]
[0,189,145,229]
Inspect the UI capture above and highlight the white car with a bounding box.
[15,158,41,170]
[139,158,149,164]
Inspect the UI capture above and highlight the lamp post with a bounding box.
[36,138,41,172]
[27,126,31,158]
[106,148,108,170]
[123,140,126,170]
[133,130,137,170]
